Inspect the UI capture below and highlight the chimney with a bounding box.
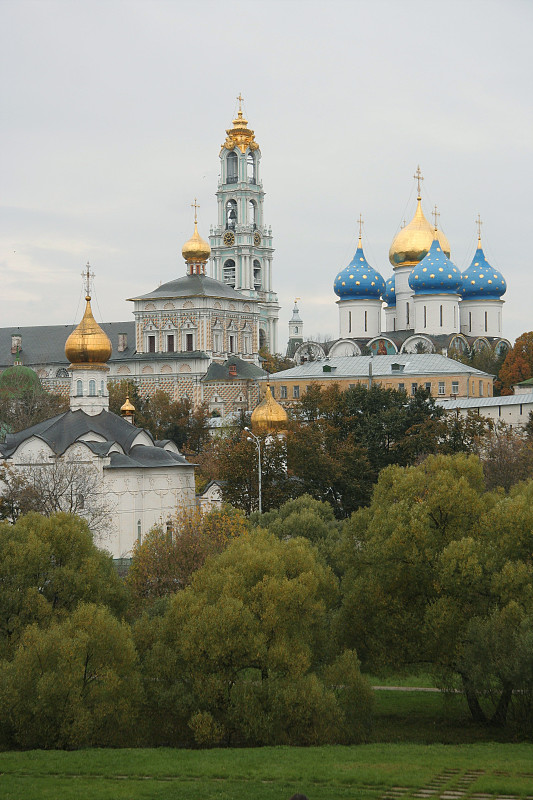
[229,364,237,378]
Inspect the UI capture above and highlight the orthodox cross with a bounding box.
[294,297,300,305]
[413,165,424,198]
[82,261,94,297]
[191,198,200,223]
[237,93,244,111]
[476,213,483,242]
[432,204,440,230]
[357,213,364,241]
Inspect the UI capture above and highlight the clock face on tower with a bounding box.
[223,231,235,246]
[253,231,261,246]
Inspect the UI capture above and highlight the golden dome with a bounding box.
[389,198,450,268]
[120,395,135,415]
[182,221,211,263]
[251,385,289,435]
[65,295,112,365]
[221,101,259,154]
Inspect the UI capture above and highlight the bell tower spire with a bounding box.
[209,101,279,353]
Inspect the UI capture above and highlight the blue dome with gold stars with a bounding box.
[384,275,396,306]
[334,240,385,300]
[408,237,462,295]
[460,243,506,300]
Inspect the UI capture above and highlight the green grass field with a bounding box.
[1,743,533,800]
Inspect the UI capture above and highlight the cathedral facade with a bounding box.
[0,106,277,418]
[293,171,510,364]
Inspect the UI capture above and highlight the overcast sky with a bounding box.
[1,0,532,351]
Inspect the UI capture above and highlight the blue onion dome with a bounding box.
[461,239,506,300]
[334,238,386,300]
[384,275,396,306]
[408,236,462,295]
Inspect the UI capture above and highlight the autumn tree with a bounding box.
[0,377,68,436]
[126,505,248,612]
[499,332,533,394]
[0,512,127,658]
[0,603,142,749]
[259,346,294,374]
[136,530,372,747]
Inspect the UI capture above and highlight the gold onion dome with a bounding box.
[182,221,211,263]
[251,385,289,435]
[65,295,112,364]
[120,396,136,415]
[389,198,450,268]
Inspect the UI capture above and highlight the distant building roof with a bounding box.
[129,274,254,303]
[264,354,493,380]
[202,355,266,382]
[437,393,533,410]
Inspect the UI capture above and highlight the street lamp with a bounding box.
[244,426,262,514]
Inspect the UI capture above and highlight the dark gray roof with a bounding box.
[0,408,194,470]
[129,274,252,303]
[0,322,135,369]
[202,356,267,382]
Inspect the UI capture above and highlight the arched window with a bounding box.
[248,199,256,227]
[247,151,256,183]
[56,368,69,378]
[226,199,237,230]
[253,259,262,290]
[259,328,267,349]
[223,259,236,288]
[100,380,105,395]
[89,380,96,396]
[227,151,238,183]
[76,380,83,396]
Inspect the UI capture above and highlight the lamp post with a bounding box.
[244,426,262,514]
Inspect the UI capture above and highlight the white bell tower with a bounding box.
[209,97,280,353]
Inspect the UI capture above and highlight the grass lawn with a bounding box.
[1,743,533,800]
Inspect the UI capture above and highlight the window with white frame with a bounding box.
[438,381,445,395]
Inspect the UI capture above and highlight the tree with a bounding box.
[126,505,248,612]
[0,457,113,534]
[0,380,68,437]
[109,380,210,452]
[499,332,533,394]
[473,421,533,492]
[259,346,294,374]
[136,531,372,746]
[0,512,127,658]
[0,603,142,749]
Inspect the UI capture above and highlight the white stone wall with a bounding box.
[413,294,460,336]
[338,298,382,338]
[459,300,504,338]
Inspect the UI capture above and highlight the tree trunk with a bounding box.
[490,685,513,726]
[461,675,487,723]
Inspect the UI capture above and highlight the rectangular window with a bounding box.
[393,318,396,331]
[440,305,443,327]
[280,385,287,399]
[167,334,174,352]
[229,335,235,353]
[498,406,502,417]
[186,333,193,352]
[469,312,472,332]
[411,382,418,396]
[364,310,368,332]
[438,381,445,395]
[293,385,300,399]
[148,335,156,353]
[452,381,459,395]
[520,404,523,415]
[454,305,457,328]
[485,311,488,332]
[479,381,484,397]
[424,306,427,328]
[349,311,352,333]
[406,303,410,326]
[398,382,405,392]
[425,382,431,393]
[213,333,221,352]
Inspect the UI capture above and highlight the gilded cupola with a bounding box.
[182,200,211,274]
[389,167,450,268]
[65,266,112,365]
[251,385,289,435]
[221,94,259,154]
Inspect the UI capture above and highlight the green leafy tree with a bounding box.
[136,530,372,746]
[259,346,294,374]
[0,603,142,749]
[0,512,127,657]
[126,505,248,613]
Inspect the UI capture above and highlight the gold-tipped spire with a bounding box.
[476,213,483,247]
[251,385,289,435]
[221,95,259,154]
[413,165,424,200]
[357,213,364,247]
[432,204,440,233]
[65,265,112,365]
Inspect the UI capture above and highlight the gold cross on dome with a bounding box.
[191,198,200,223]
[413,165,424,198]
[81,261,94,296]
[476,213,483,241]
[237,93,244,109]
[357,213,364,239]
[432,204,440,230]
[294,297,300,304]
